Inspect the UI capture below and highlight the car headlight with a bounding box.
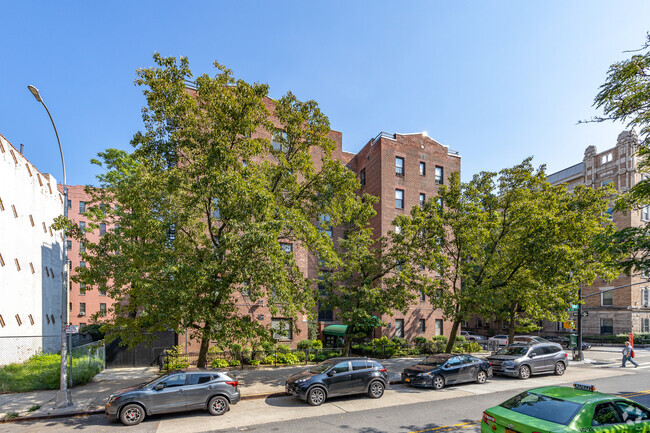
[417,372,431,377]
[107,395,120,405]
[294,378,308,384]
[502,361,515,368]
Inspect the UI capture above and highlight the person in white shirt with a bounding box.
[622,341,638,368]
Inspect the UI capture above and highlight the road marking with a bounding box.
[620,390,650,398]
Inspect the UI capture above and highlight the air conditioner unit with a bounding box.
[257,300,264,305]
[79,312,85,316]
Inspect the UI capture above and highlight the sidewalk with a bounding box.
[2,349,647,422]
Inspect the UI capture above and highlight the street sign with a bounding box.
[568,304,579,312]
[65,325,79,334]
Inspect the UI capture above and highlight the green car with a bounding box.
[482,384,650,432]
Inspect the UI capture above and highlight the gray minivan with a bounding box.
[487,342,568,379]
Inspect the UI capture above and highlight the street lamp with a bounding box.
[28,85,72,408]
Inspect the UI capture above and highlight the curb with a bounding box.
[1,380,405,423]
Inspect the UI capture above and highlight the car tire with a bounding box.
[518,365,531,380]
[476,370,488,384]
[432,375,445,390]
[307,387,326,406]
[554,361,566,376]
[208,395,229,416]
[119,404,145,426]
[368,381,385,399]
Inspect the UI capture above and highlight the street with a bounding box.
[3,351,650,433]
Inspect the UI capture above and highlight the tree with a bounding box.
[63,55,361,367]
[397,159,617,351]
[318,193,422,355]
[589,33,650,275]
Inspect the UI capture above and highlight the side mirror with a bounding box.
[154,383,166,390]
[529,352,537,358]
[327,370,336,377]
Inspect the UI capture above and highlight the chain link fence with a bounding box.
[69,340,105,387]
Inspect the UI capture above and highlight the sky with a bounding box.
[1,1,649,186]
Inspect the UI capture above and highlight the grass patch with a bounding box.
[0,353,102,393]
[4,411,19,420]
[27,405,41,412]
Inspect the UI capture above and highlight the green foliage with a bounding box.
[311,339,323,349]
[276,344,291,353]
[371,336,394,347]
[210,358,229,368]
[28,405,41,413]
[0,353,102,392]
[455,335,466,342]
[249,360,261,366]
[413,336,428,345]
[4,412,18,420]
[229,360,241,367]
[391,337,408,346]
[65,54,364,368]
[295,351,306,362]
[297,340,313,350]
[431,335,448,343]
[165,346,189,370]
[80,324,104,340]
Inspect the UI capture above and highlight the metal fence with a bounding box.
[69,340,105,387]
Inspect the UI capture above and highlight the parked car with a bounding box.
[545,336,570,346]
[512,335,549,344]
[401,354,493,390]
[481,384,650,432]
[461,331,488,342]
[569,341,592,351]
[487,342,568,380]
[488,335,509,346]
[285,357,388,406]
[105,370,240,426]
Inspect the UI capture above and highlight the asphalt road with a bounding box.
[3,359,650,433]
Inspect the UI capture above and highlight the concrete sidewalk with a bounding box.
[1,348,644,422]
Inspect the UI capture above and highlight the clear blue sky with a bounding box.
[1,1,649,186]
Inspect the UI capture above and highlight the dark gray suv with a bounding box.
[487,343,568,379]
[105,370,240,426]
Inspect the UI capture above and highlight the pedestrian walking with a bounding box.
[622,341,638,367]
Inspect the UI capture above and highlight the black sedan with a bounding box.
[401,354,492,390]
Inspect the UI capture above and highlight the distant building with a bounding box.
[57,184,116,327]
[0,133,64,365]
[545,130,650,336]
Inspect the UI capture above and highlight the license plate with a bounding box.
[405,378,411,382]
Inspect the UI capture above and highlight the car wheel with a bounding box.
[208,395,229,416]
[119,404,145,426]
[307,387,326,406]
[432,375,445,390]
[368,381,385,399]
[476,370,488,384]
[554,361,566,376]
[518,365,531,380]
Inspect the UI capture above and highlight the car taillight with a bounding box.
[379,368,387,372]
[482,412,494,424]
[226,381,238,387]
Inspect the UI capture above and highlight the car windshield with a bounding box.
[309,361,336,374]
[496,346,528,356]
[500,392,583,425]
[419,356,447,367]
[141,374,168,388]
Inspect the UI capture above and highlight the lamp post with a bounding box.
[28,85,72,408]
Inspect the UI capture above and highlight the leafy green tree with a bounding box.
[588,33,650,274]
[397,159,617,351]
[62,55,361,367]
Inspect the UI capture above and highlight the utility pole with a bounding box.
[577,282,583,361]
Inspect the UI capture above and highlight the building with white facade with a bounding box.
[0,132,64,365]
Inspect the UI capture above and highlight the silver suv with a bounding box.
[487,342,568,380]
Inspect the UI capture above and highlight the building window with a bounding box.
[99,303,107,316]
[271,318,292,340]
[395,189,404,209]
[79,303,86,316]
[601,153,613,164]
[100,223,106,237]
[420,161,426,176]
[419,319,426,333]
[66,240,72,250]
[67,199,72,209]
[605,208,614,221]
[99,287,107,296]
[79,242,85,253]
[395,157,404,176]
[600,318,613,335]
[272,130,288,152]
[280,242,293,254]
[641,288,649,307]
[643,318,650,333]
[420,291,426,301]
[212,197,220,220]
[359,169,366,187]
[601,289,613,306]
[435,319,443,336]
[79,201,86,213]
[395,319,404,338]
[435,166,444,185]
[419,193,426,207]
[318,214,332,238]
[642,206,650,222]
[394,225,401,234]
[79,221,85,230]
[601,180,614,187]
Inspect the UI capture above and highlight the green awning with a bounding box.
[322,325,349,336]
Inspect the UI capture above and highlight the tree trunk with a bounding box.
[343,332,353,356]
[196,334,211,368]
[507,303,518,343]
[445,319,461,353]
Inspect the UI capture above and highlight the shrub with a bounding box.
[228,343,242,354]
[253,345,266,360]
[297,340,313,350]
[295,351,306,362]
[240,348,253,363]
[166,346,189,370]
[261,355,275,365]
[372,336,394,347]
[431,335,448,343]
[210,359,229,368]
[413,336,427,345]
[249,360,261,366]
[276,344,291,353]
[392,337,408,346]
[261,341,275,356]
[229,360,241,367]
[312,340,323,349]
[456,335,466,342]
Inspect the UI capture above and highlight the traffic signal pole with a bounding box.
[577,283,583,361]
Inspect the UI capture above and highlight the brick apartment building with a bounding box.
[57,184,116,327]
[543,130,650,336]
